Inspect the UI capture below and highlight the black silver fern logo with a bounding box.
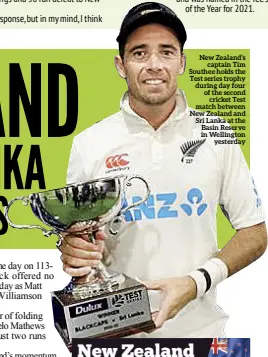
[181,139,206,163]
[111,294,125,307]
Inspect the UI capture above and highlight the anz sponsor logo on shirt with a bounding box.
[122,188,208,221]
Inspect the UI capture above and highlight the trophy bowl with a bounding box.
[5,174,155,350]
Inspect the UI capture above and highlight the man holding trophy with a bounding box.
[58,2,268,339]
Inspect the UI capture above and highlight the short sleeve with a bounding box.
[219,142,265,230]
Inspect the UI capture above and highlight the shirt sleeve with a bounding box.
[66,137,88,185]
[219,142,265,230]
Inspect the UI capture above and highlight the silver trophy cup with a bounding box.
[5,175,155,350]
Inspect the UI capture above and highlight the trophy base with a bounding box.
[51,274,155,351]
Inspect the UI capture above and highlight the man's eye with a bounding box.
[162,50,174,57]
[133,51,146,58]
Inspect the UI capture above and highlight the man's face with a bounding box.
[115,23,185,106]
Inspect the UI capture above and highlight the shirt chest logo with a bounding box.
[181,139,206,164]
[122,188,208,222]
[105,153,130,173]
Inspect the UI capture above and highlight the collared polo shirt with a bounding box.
[67,89,264,337]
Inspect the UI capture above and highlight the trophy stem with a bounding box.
[72,262,119,284]
[96,262,115,279]
[64,263,125,299]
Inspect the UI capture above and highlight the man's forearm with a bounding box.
[217,222,267,277]
[188,222,267,298]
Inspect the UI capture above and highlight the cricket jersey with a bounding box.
[67,89,264,337]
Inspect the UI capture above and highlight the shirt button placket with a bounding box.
[151,131,163,170]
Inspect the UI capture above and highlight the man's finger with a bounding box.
[154,296,171,328]
[142,279,165,291]
[95,230,107,241]
[63,264,92,277]
[95,239,105,253]
[60,254,100,268]
[61,243,103,260]
[66,223,96,234]
[151,311,159,327]
[64,236,101,251]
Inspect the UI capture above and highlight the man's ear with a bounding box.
[179,53,187,75]
[114,55,126,79]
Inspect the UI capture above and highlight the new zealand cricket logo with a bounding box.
[180,139,206,164]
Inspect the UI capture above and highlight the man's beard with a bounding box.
[129,85,177,106]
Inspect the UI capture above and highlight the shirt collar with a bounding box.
[120,88,188,131]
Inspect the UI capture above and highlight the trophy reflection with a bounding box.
[5,175,155,350]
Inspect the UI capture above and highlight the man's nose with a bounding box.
[146,53,164,71]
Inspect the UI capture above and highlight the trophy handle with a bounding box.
[121,174,151,213]
[4,196,57,238]
[108,175,150,234]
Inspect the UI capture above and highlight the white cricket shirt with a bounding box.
[67,89,264,337]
